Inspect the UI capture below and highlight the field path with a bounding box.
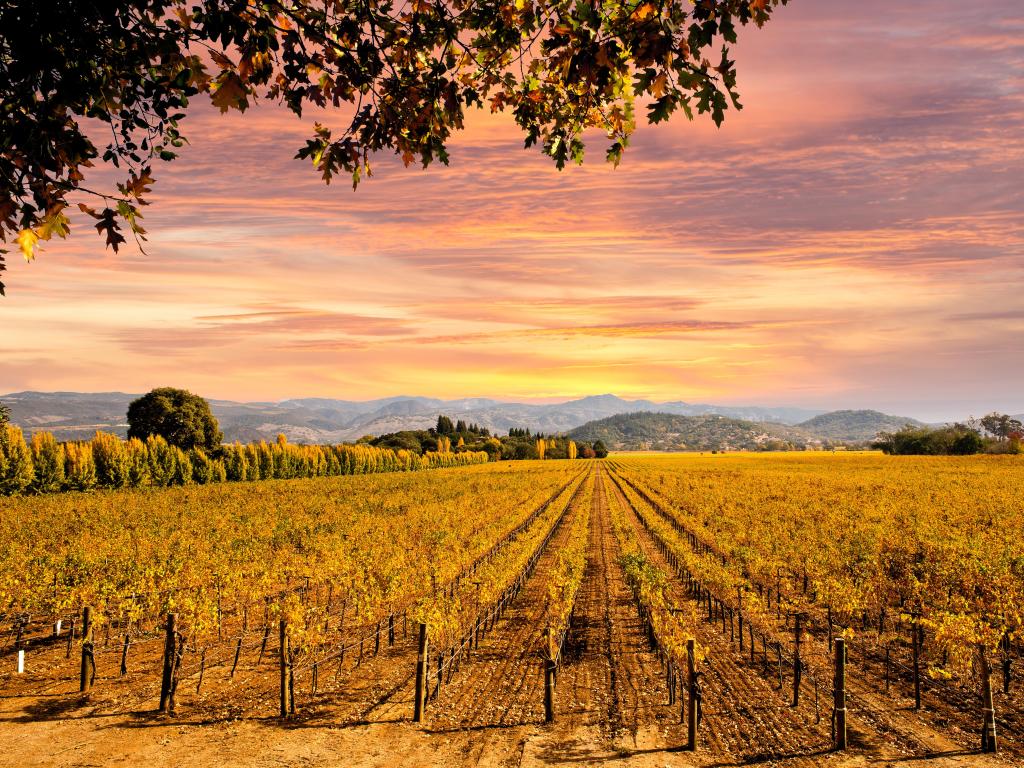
[422,467,594,729]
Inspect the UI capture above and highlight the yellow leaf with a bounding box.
[651,72,668,98]
[16,228,39,261]
[630,2,657,21]
[37,208,70,241]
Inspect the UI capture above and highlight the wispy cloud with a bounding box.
[2,0,1023,421]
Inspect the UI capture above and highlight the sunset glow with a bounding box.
[2,0,1022,421]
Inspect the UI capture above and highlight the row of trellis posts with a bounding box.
[13,581,997,757]
[51,588,994,756]
[15,583,993,756]
[609,468,1005,755]
[57,599,844,754]
[12,548,999,753]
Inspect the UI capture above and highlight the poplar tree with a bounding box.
[64,442,98,491]
[30,431,65,493]
[1,425,34,494]
[92,431,129,488]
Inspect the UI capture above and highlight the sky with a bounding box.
[2,1,1023,422]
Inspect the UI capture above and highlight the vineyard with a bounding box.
[0,454,1020,766]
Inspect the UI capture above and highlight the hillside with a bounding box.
[796,409,924,442]
[1,391,822,443]
[568,412,810,452]
[1,392,931,447]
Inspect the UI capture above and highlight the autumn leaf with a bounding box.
[16,229,39,261]
[630,3,658,22]
[77,202,101,219]
[211,71,249,113]
[210,50,235,69]
[120,169,155,203]
[651,72,668,98]
[94,209,127,252]
[37,206,70,241]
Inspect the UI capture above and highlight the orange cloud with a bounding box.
[2,0,1023,422]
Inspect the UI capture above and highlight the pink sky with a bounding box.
[3,0,1023,421]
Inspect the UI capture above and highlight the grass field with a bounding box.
[1,454,1019,766]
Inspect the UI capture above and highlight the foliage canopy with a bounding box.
[126,386,223,450]
[0,0,786,292]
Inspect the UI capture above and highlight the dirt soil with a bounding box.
[0,467,1011,767]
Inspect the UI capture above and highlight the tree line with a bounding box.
[0,427,490,496]
[368,415,607,461]
[0,388,603,496]
[874,413,1023,456]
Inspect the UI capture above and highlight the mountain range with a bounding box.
[2,390,830,443]
[568,410,928,451]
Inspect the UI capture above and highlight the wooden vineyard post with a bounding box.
[833,637,847,751]
[544,626,556,724]
[231,637,242,678]
[1001,633,1012,695]
[159,612,177,713]
[912,613,922,710]
[686,639,698,751]
[388,614,395,647]
[279,619,292,718]
[196,648,207,693]
[737,587,744,653]
[980,645,998,753]
[776,642,784,690]
[413,623,428,723]
[884,643,891,692]
[120,628,131,676]
[793,613,803,708]
[435,652,443,698]
[66,618,76,659]
[79,605,94,693]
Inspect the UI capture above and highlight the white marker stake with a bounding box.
[17,649,25,674]
[55,619,62,637]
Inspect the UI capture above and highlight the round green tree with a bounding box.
[127,387,222,451]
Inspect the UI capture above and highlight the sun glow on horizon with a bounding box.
[2,0,1022,423]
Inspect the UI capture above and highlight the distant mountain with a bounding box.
[566,409,933,451]
[568,412,810,452]
[796,410,925,442]
[1,390,825,443]
[1,391,134,441]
